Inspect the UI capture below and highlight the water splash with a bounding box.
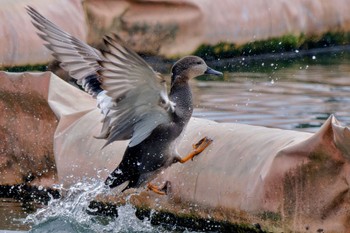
[24,179,105,226]
[22,179,179,233]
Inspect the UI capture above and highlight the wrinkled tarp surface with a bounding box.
[1,71,350,232]
[2,0,350,66]
[84,0,350,56]
[0,72,58,186]
[0,0,86,67]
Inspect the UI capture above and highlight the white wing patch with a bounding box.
[96,90,115,116]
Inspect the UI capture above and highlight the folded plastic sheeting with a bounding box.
[2,0,350,67]
[0,72,58,186]
[83,0,350,57]
[0,0,86,67]
[1,72,350,232]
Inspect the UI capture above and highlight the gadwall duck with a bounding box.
[27,7,222,194]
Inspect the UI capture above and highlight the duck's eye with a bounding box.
[196,61,202,65]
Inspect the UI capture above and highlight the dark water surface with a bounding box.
[2,49,350,232]
[194,49,350,132]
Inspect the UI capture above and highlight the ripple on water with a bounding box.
[193,55,350,132]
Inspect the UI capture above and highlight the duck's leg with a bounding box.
[148,137,212,195]
[175,136,213,163]
[147,181,169,195]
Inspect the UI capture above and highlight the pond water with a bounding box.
[193,47,350,132]
[2,47,350,232]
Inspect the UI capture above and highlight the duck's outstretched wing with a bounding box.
[97,35,175,147]
[26,6,102,97]
[28,6,175,147]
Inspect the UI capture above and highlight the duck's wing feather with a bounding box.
[98,35,174,147]
[27,6,102,97]
[27,6,174,147]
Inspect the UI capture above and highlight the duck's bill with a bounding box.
[205,67,223,76]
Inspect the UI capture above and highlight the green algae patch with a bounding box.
[88,201,265,232]
[0,64,48,72]
[138,208,265,233]
[194,32,350,59]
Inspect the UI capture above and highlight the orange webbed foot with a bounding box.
[147,181,169,195]
[178,136,213,163]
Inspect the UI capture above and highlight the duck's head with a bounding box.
[171,56,222,85]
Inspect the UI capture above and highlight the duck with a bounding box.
[27,6,223,194]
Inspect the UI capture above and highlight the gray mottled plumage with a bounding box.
[27,6,222,192]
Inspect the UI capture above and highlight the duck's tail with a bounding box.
[105,167,131,190]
